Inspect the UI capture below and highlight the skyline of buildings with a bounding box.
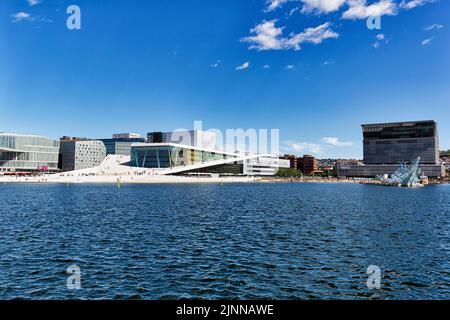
[1,119,449,176]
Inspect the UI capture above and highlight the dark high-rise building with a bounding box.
[362,120,439,165]
[147,132,166,143]
[336,120,445,178]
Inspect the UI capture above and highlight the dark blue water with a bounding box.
[0,182,449,300]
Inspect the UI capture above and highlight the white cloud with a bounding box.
[265,0,434,18]
[241,20,285,51]
[285,64,295,69]
[342,0,397,19]
[283,140,323,155]
[421,37,433,45]
[322,60,334,66]
[424,23,443,31]
[321,137,353,147]
[262,64,271,69]
[28,0,41,6]
[210,60,221,68]
[242,20,338,51]
[236,61,250,71]
[11,12,32,22]
[400,0,433,10]
[301,0,347,14]
[286,22,339,50]
[11,11,52,23]
[373,33,388,48]
[265,0,292,12]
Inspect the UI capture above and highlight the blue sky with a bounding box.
[0,0,449,158]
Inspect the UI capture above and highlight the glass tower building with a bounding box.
[0,133,60,172]
[362,120,440,165]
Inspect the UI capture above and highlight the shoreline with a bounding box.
[2,174,448,185]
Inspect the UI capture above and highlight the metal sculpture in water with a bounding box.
[376,157,423,187]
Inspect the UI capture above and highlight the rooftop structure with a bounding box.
[112,133,141,139]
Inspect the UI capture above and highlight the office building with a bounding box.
[147,132,167,143]
[0,133,60,172]
[60,139,106,172]
[100,134,145,156]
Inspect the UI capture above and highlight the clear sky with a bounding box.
[0,0,449,158]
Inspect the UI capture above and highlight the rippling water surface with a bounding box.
[0,183,449,299]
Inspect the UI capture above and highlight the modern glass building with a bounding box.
[130,143,290,176]
[362,120,440,165]
[131,144,236,168]
[0,133,60,172]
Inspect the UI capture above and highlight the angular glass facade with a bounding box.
[131,145,235,168]
[0,133,60,172]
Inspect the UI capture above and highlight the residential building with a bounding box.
[298,155,318,175]
[280,154,298,169]
[0,133,60,172]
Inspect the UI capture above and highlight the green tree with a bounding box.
[276,168,303,178]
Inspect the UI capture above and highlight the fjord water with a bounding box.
[0,183,449,300]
